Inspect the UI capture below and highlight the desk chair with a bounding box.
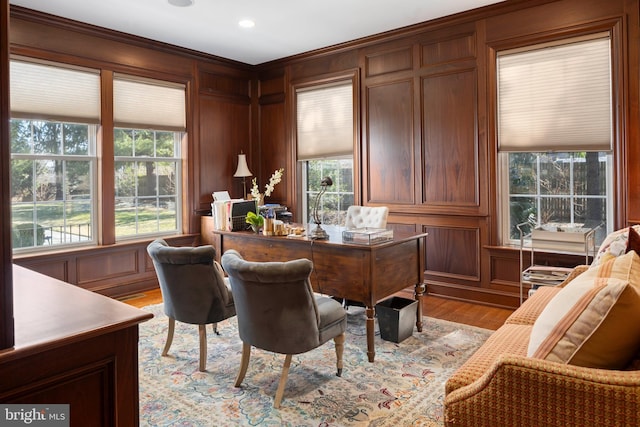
[345,205,389,229]
[221,249,347,408]
[147,239,236,372]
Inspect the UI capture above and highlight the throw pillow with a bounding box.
[592,225,640,267]
[527,250,640,369]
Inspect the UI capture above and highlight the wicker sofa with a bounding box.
[444,263,640,427]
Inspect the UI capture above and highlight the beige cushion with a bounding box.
[592,225,640,267]
[527,251,640,369]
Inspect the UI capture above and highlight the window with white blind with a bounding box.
[9,59,99,250]
[113,74,185,239]
[9,59,187,251]
[296,81,354,226]
[497,34,613,247]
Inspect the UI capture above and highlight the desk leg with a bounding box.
[366,306,375,362]
[415,282,425,332]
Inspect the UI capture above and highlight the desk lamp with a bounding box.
[310,176,333,240]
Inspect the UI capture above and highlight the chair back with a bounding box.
[147,239,233,325]
[221,249,321,354]
[345,205,389,229]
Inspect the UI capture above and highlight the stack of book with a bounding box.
[523,265,574,289]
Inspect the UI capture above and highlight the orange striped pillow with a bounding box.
[527,251,640,369]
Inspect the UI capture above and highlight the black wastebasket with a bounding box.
[375,297,418,343]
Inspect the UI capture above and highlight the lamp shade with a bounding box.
[233,154,253,178]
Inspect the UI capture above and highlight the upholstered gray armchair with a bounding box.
[147,238,235,372]
[221,249,347,408]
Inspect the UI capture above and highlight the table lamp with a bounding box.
[233,153,252,199]
[310,176,333,240]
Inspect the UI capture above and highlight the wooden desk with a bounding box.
[0,265,153,426]
[207,224,426,362]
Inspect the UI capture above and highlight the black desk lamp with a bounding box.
[310,176,333,240]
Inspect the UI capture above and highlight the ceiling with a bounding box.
[10,0,504,65]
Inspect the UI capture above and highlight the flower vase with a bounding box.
[250,224,260,234]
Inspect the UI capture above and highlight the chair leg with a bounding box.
[274,354,293,409]
[162,317,176,357]
[198,324,207,372]
[334,333,345,377]
[234,342,251,387]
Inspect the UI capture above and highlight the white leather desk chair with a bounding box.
[345,205,389,229]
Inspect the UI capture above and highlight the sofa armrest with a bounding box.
[445,354,640,427]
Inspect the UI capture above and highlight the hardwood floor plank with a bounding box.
[121,288,514,331]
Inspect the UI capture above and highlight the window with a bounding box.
[113,75,185,240]
[114,129,181,237]
[497,35,613,247]
[502,152,611,241]
[296,81,354,226]
[303,159,354,226]
[10,59,99,250]
[10,120,96,249]
[9,59,187,251]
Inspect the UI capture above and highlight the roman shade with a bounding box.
[10,58,100,124]
[497,35,612,152]
[114,74,186,131]
[296,81,353,160]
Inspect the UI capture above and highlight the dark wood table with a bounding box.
[0,265,153,426]
[208,225,427,362]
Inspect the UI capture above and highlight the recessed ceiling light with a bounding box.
[238,19,255,29]
[168,0,194,7]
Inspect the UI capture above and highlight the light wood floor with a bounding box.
[120,288,514,331]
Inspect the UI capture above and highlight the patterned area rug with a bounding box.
[139,304,491,426]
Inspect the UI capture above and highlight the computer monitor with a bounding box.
[230,200,257,231]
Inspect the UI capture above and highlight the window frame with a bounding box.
[9,56,188,253]
[113,127,183,240]
[494,32,617,249]
[10,121,98,253]
[292,72,359,225]
[301,157,354,226]
[498,151,613,247]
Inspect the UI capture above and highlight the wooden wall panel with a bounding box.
[288,50,359,81]
[422,69,478,206]
[259,75,285,98]
[258,102,288,206]
[388,222,418,235]
[20,259,69,282]
[10,13,194,78]
[365,80,415,204]
[424,225,479,280]
[198,95,251,204]
[421,33,476,67]
[13,235,197,297]
[199,71,250,99]
[365,47,413,77]
[76,248,138,285]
